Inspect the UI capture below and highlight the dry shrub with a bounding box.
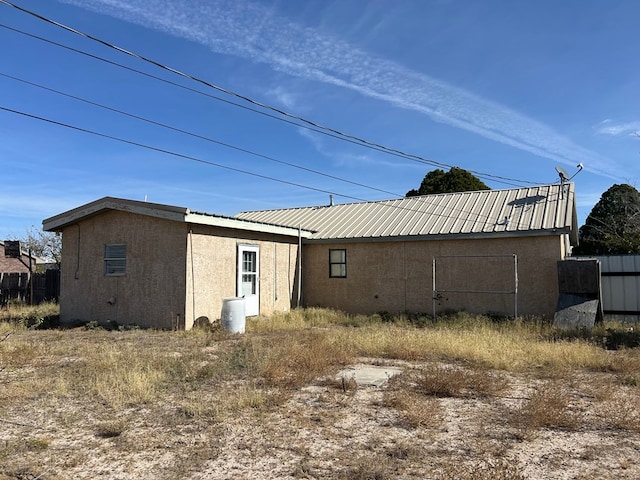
[583,376,620,401]
[438,458,526,480]
[384,372,443,428]
[594,391,640,432]
[379,438,423,461]
[333,455,394,480]
[416,364,508,399]
[319,374,358,393]
[384,389,442,428]
[607,349,640,378]
[513,382,581,431]
[248,330,353,388]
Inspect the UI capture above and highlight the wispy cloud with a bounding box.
[596,120,640,137]
[265,86,298,111]
[62,0,618,178]
[297,128,422,170]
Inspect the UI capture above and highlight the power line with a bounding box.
[0,1,544,188]
[0,104,370,202]
[1,22,460,181]
[0,71,403,198]
[0,104,545,227]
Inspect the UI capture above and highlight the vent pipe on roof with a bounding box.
[329,195,334,206]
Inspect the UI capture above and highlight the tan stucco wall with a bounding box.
[59,211,188,329]
[185,225,300,329]
[59,211,301,330]
[302,235,567,319]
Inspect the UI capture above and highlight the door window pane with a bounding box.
[242,274,256,295]
[243,252,256,273]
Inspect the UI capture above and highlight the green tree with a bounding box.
[406,167,490,197]
[573,184,640,255]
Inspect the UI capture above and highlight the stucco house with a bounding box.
[43,183,577,328]
[43,198,311,329]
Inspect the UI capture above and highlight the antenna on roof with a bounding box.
[555,166,570,184]
[555,163,584,184]
[555,163,583,199]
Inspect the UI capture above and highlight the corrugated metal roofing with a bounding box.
[236,183,578,242]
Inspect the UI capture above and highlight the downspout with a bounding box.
[297,225,302,308]
[189,228,195,329]
[514,254,519,319]
[274,241,278,303]
[432,257,436,319]
[74,224,81,280]
[403,242,407,312]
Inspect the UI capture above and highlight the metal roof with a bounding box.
[236,183,578,243]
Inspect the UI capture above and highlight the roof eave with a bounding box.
[185,213,314,238]
[42,197,189,232]
[304,228,573,244]
[43,197,314,239]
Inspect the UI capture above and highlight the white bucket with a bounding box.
[221,297,246,333]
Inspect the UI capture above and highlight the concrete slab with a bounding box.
[336,364,403,387]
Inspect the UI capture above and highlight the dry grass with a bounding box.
[1,306,640,479]
[512,380,582,432]
[0,301,59,329]
[383,388,443,428]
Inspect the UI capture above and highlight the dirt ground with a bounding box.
[2,356,640,480]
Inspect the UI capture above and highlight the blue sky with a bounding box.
[1,0,639,240]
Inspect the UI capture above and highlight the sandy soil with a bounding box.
[2,357,640,479]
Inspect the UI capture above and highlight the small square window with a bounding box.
[329,249,346,278]
[104,244,126,276]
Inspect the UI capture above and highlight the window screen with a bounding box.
[104,244,126,276]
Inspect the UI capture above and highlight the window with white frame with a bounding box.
[329,249,347,278]
[104,244,126,276]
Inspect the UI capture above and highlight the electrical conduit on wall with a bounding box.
[189,228,195,328]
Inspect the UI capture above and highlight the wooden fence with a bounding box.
[0,270,60,306]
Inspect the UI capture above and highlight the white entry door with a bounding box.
[237,244,259,316]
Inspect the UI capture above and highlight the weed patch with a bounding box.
[512,382,581,432]
[1,309,640,479]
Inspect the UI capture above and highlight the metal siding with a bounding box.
[582,255,640,321]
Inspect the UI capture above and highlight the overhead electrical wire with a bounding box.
[0,2,569,230]
[0,0,544,188]
[0,104,551,228]
[0,21,521,189]
[0,71,403,198]
[0,105,369,202]
[0,23,472,182]
[2,70,569,230]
